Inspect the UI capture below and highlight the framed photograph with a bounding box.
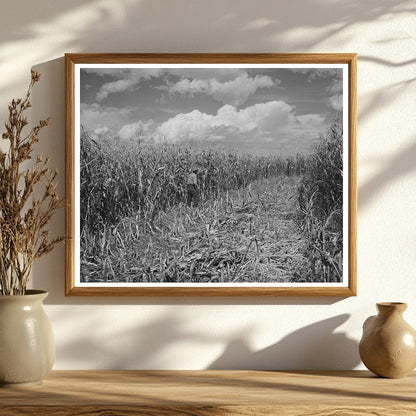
[65,53,356,296]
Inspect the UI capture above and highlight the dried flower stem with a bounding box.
[0,71,65,295]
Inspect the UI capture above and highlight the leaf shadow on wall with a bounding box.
[358,138,416,210]
[0,0,413,97]
[54,312,214,369]
[356,55,416,210]
[53,308,359,370]
[207,314,360,370]
[1,0,413,53]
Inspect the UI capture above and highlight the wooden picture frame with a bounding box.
[65,53,356,296]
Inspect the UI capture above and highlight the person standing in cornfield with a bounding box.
[187,167,199,207]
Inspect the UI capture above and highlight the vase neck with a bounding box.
[377,302,407,316]
[0,290,48,304]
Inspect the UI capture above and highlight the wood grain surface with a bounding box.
[1,370,415,415]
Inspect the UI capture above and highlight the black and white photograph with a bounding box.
[66,54,356,295]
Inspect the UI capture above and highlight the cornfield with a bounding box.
[296,121,343,282]
[80,129,307,282]
[81,130,287,232]
[80,121,343,284]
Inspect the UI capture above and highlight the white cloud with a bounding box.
[291,68,343,111]
[156,101,327,149]
[96,78,137,101]
[84,67,239,82]
[82,100,328,154]
[327,77,343,111]
[309,68,342,81]
[85,67,277,104]
[216,101,295,133]
[117,120,154,140]
[168,68,242,82]
[157,110,215,141]
[329,94,343,111]
[93,126,110,136]
[328,78,343,94]
[83,68,129,77]
[290,68,341,81]
[169,73,276,105]
[80,103,140,134]
[91,68,163,101]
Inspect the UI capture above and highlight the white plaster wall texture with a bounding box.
[0,0,415,370]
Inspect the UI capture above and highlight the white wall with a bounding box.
[1,0,415,370]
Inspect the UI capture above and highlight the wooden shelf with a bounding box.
[1,370,415,415]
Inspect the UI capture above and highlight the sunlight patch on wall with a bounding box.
[0,0,140,100]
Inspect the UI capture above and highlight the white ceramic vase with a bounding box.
[0,290,55,387]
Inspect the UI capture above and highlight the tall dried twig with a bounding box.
[0,71,65,295]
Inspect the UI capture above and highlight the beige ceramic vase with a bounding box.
[0,290,55,387]
[359,302,416,378]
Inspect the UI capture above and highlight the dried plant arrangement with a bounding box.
[0,71,65,295]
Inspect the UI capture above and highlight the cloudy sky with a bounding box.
[80,66,343,156]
